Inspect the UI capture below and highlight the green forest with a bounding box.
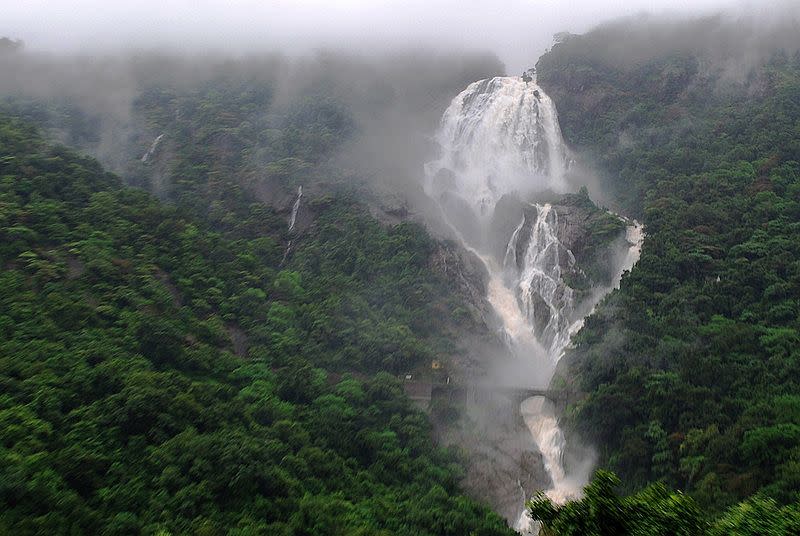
[529,15,800,534]
[0,103,510,533]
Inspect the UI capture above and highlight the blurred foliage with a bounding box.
[530,470,800,535]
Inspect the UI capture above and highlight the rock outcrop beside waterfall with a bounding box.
[546,192,630,288]
[429,241,490,324]
[492,190,627,290]
[459,416,553,523]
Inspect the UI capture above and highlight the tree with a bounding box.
[529,470,706,536]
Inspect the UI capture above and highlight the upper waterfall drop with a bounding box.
[426,76,568,225]
[425,75,577,360]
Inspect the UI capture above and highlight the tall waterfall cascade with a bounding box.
[503,204,577,359]
[429,77,567,215]
[425,76,643,533]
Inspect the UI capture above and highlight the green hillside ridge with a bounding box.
[533,14,800,526]
[0,115,513,535]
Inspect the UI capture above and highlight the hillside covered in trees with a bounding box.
[0,103,512,534]
[530,13,800,531]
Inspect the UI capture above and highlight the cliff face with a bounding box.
[423,188,630,523]
[429,241,490,323]
[549,193,630,292]
[459,413,552,523]
[492,190,628,290]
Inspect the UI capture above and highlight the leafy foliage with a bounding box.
[0,114,512,534]
[539,21,800,512]
[530,470,800,536]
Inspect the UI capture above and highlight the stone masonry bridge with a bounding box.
[402,380,565,415]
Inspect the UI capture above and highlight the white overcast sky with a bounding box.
[3,0,796,72]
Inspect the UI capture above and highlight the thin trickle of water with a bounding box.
[288,185,303,232]
[280,186,304,266]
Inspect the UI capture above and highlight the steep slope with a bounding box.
[537,15,800,511]
[0,115,514,535]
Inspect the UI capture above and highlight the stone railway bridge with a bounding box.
[402,381,565,416]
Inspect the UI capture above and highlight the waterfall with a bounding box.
[288,185,303,232]
[425,76,643,532]
[432,77,567,208]
[507,203,577,359]
[280,186,305,266]
[141,133,164,164]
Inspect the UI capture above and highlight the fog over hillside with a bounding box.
[4,0,793,73]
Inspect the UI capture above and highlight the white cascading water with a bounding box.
[425,76,643,533]
[280,185,305,266]
[429,77,566,219]
[505,204,577,359]
[141,133,164,164]
[288,185,303,232]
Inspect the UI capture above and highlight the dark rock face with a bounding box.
[489,194,527,261]
[491,191,626,288]
[551,202,610,273]
[460,414,552,523]
[552,203,593,257]
[531,293,552,338]
[548,194,629,288]
[428,241,491,326]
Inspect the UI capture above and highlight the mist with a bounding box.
[545,5,800,81]
[3,1,799,205]
[4,0,790,74]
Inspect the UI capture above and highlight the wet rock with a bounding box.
[453,406,552,523]
[429,240,490,324]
